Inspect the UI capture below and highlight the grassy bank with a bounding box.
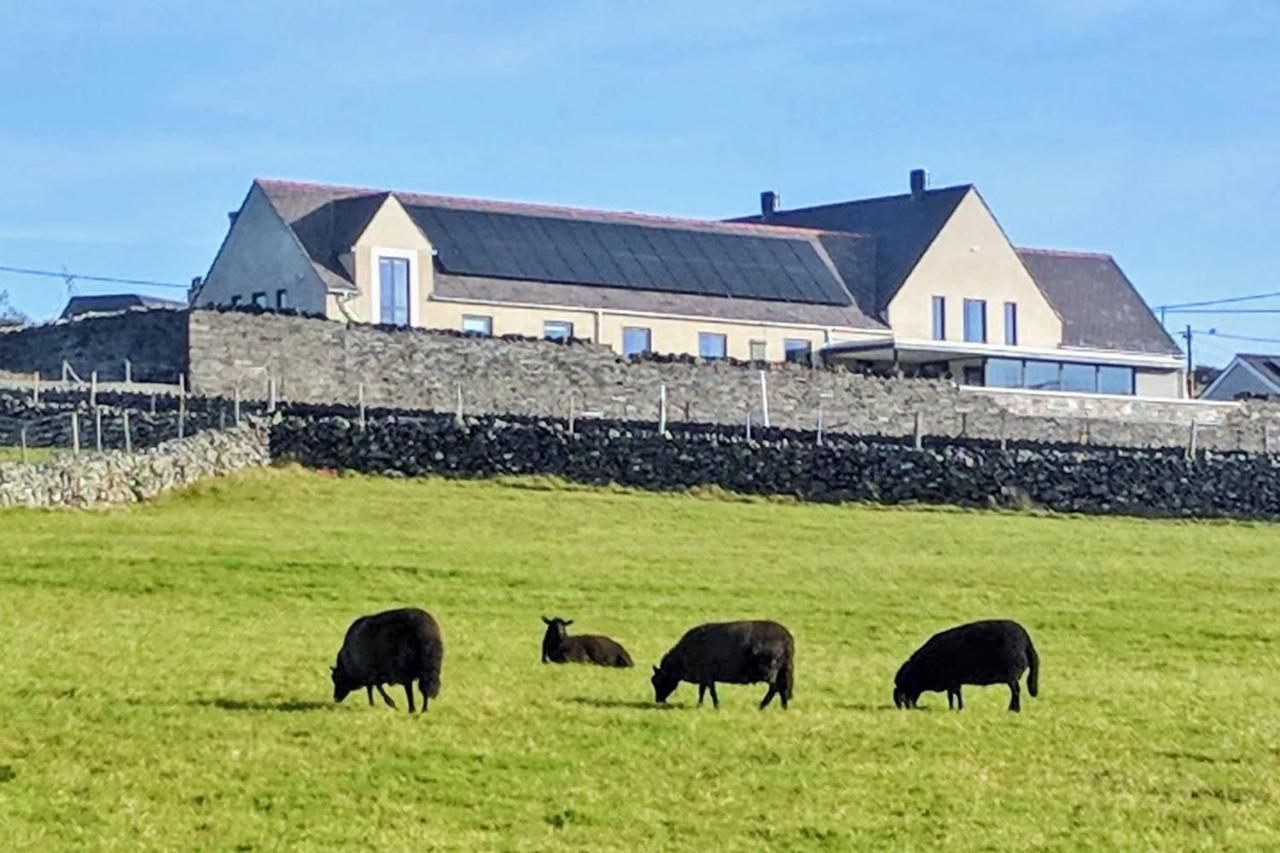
[1,468,1276,849]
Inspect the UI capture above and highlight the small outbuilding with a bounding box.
[1199,353,1280,400]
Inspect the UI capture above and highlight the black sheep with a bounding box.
[540,616,634,667]
[894,619,1039,712]
[331,607,444,713]
[651,620,794,710]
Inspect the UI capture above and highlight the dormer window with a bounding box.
[378,256,410,325]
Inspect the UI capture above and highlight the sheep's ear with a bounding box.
[652,665,659,675]
[329,666,335,673]
[541,616,551,625]
[564,619,573,626]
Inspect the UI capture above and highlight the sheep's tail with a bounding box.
[422,639,444,698]
[778,656,794,702]
[1025,634,1039,698]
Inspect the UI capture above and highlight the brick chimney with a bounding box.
[910,169,927,202]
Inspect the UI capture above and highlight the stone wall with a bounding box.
[0,309,188,383]
[189,309,1280,453]
[0,422,269,508]
[270,413,1280,522]
[0,389,244,450]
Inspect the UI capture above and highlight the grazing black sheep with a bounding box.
[540,617,634,667]
[651,620,794,710]
[331,608,444,713]
[894,619,1039,712]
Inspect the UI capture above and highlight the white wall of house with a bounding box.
[887,189,1063,349]
[1135,369,1186,399]
[200,184,327,314]
[342,196,435,325]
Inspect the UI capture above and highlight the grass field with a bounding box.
[0,446,60,463]
[1,468,1278,850]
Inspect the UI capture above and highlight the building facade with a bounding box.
[196,171,1186,397]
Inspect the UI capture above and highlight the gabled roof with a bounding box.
[60,294,186,319]
[1016,249,1182,356]
[1237,353,1280,387]
[254,179,886,327]
[729,185,971,311]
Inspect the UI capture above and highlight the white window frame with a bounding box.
[622,326,652,357]
[461,314,493,336]
[543,320,574,341]
[698,332,728,360]
[749,340,767,361]
[369,248,419,326]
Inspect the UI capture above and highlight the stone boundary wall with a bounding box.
[0,423,270,509]
[190,309,1280,453]
[270,413,1280,522]
[0,389,240,450]
[0,310,188,383]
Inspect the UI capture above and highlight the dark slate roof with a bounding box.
[729,185,971,311]
[60,294,186,319]
[256,179,884,323]
[1015,249,1182,356]
[1238,353,1280,386]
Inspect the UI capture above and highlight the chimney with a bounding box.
[909,169,927,202]
[227,210,240,226]
[760,190,779,219]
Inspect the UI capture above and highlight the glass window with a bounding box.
[698,332,727,360]
[931,296,946,341]
[622,327,651,357]
[749,340,767,361]
[461,315,492,336]
[1061,363,1098,393]
[543,320,573,342]
[1024,359,1061,391]
[251,291,267,308]
[378,256,411,325]
[985,357,1023,388]
[1004,302,1018,345]
[784,339,812,364]
[229,295,242,307]
[1098,365,1135,395]
[276,289,288,310]
[963,299,987,343]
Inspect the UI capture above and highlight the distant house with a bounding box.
[61,294,187,320]
[196,169,1186,397]
[1200,354,1280,400]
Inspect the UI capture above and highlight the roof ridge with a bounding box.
[746,183,973,219]
[1016,246,1114,260]
[255,177,836,240]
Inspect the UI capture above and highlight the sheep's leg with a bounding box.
[376,685,396,708]
[760,685,777,710]
[947,690,955,710]
[418,679,430,713]
[404,682,416,713]
[955,688,963,711]
[708,683,720,709]
[366,686,376,707]
[697,684,707,706]
[1007,680,1021,713]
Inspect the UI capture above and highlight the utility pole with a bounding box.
[1182,325,1193,397]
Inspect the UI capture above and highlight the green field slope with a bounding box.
[1,468,1277,850]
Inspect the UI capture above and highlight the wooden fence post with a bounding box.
[94,405,103,453]
[123,411,132,454]
[234,387,241,426]
[658,384,667,433]
[357,383,366,431]
[71,411,80,457]
[90,371,98,407]
[20,424,28,463]
[124,359,132,386]
[759,370,770,428]
[913,412,923,450]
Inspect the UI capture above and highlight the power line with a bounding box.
[1157,289,1280,311]
[1164,308,1280,315]
[1191,329,1280,346]
[0,264,190,291]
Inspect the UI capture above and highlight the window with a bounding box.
[1061,363,1097,393]
[461,315,492,336]
[1004,302,1018,346]
[931,296,946,341]
[963,365,984,386]
[749,340,767,361]
[543,320,573,342]
[622,327,651,357]
[276,289,289,310]
[378,256,411,325]
[251,291,267,308]
[784,339,812,364]
[1024,360,1061,391]
[698,332,727,360]
[985,357,1023,388]
[1098,365,1135,395]
[963,299,987,343]
[229,295,242,307]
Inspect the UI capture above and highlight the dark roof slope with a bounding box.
[1238,353,1280,386]
[730,185,970,311]
[61,294,186,319]
[1016,249,1181,356]
[256,179,885,321]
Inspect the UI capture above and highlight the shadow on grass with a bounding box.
[833,702,904,713]
[564,696,680,712]
[193,698,331,713]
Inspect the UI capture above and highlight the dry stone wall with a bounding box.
[0,422,269,508]
[0,309,188,382]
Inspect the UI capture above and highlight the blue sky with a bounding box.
[2,0,1277,365]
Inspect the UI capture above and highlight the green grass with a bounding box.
[0,446,60,463]
[1,468,1278,850]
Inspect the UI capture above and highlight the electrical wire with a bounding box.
[0,264,189,291]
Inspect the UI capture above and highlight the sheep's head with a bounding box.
[331,663,355,704]
[651,665,678,704]
[893,661,920,709]
[541,616,572,643]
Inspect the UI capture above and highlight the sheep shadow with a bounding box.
[833,702,908,713]
[564,696,679,712]
[193,698,331,713]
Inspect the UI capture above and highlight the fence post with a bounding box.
[759,370,770,428]
[816,402,824,446]
[219,408,226,431]
[658,384,667,433]
[234,387,241,426]
[568,393,576,436]
[1000,411,1008,452]
[32,372,40,405]
[959,412,968,437]
[20,424,28,463]
[357,383,366,431]
[745,410,752,441]
[94,405,103,453]
[123,411,133,454]
[268,377,277,413]
[61,360,69,383]
[178,393,186,439]
[1187,421,1198,460]
[71,411,80,457]
[90,371,98,407]
[150,394,157,416]
[455,383,464,422]
[913,412,923,450]
[124,359,132,386]
[178,373,187,398]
